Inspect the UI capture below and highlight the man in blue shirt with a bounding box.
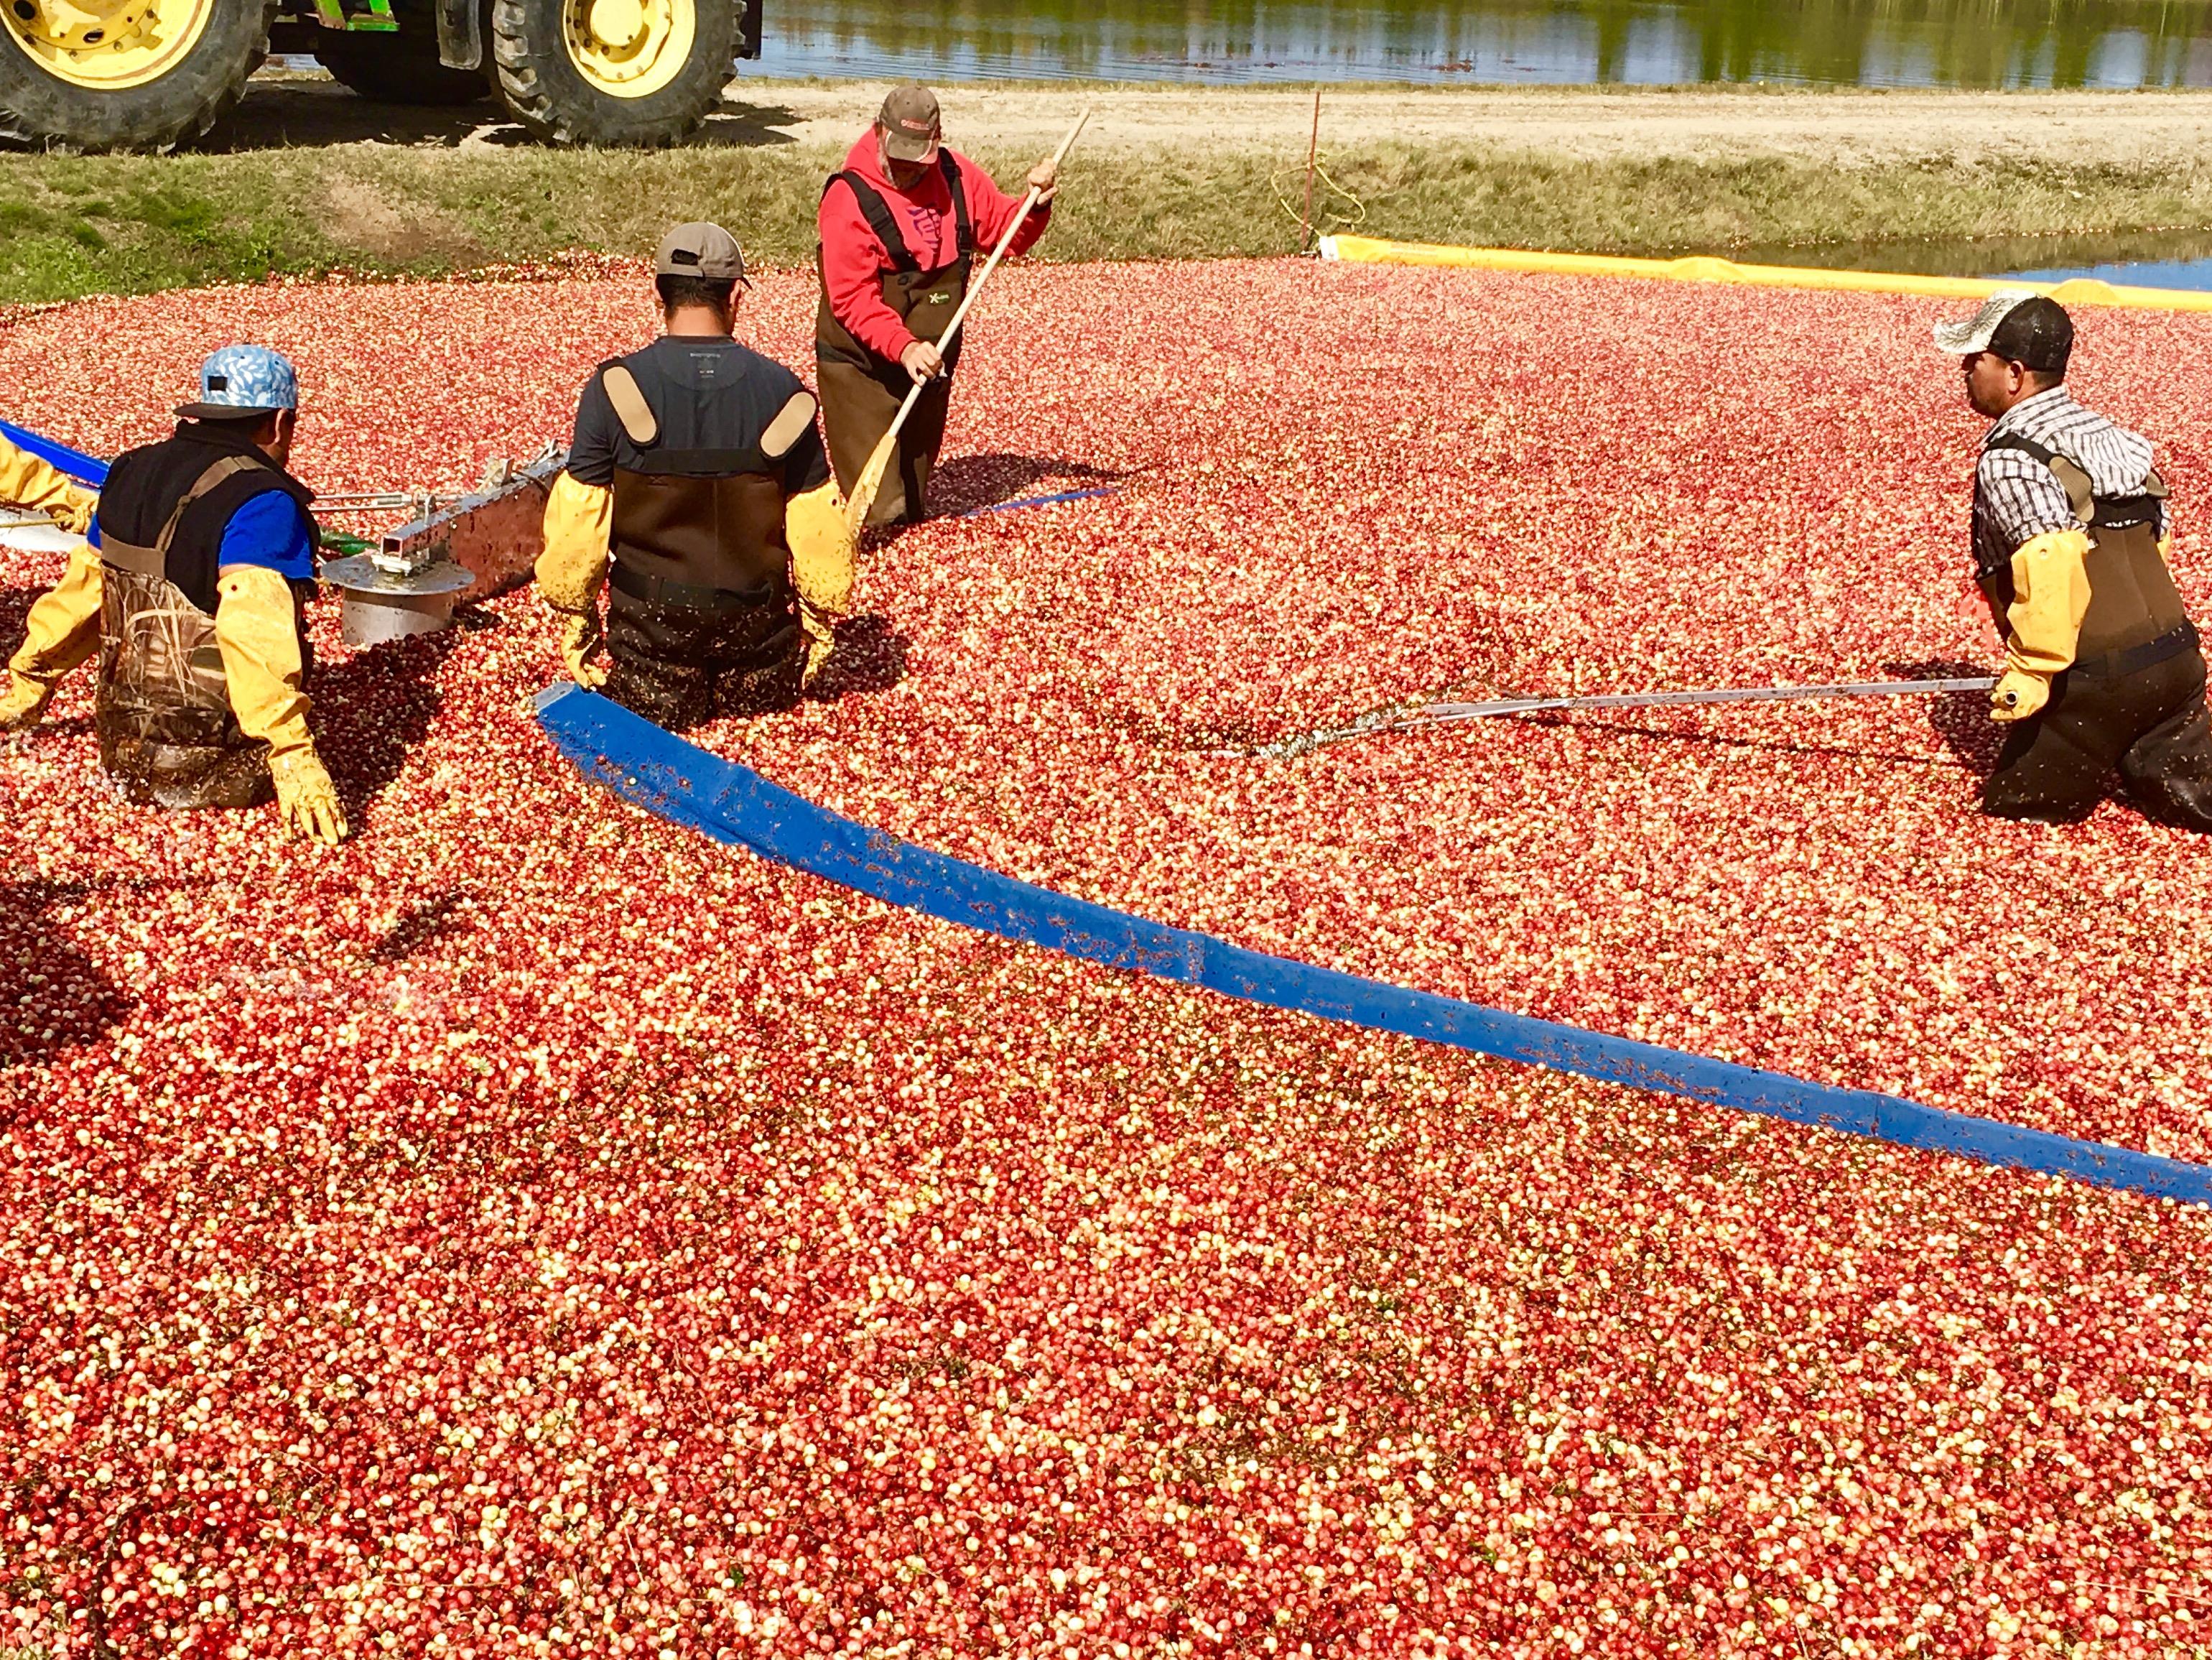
[0,346,348,843]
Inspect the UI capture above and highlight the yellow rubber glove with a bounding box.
[0,436,97,535]
[268,749,348,845]
[1989,527,2091,723]
[538,473,610,612]
[1,538,103,731]
[215,565,348,845]
[558,608,608,689]
[538,471,613,687]
[786,480,857,687]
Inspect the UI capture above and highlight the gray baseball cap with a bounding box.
[654,221,748,284]
[877,82,941,162]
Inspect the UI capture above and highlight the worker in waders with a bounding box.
[0,346,349,845]
[0,432,97,539]
[816,83,1061,527]
[537,223,857,729]
[1937,292,2212,829]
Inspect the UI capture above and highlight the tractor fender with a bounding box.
[435,0,484,70]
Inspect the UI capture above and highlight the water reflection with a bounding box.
[1711,228,2212,279]
[758,1,2212,89]
[2000,256,2212,291]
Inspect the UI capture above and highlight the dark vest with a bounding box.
[97,422,314,614]
[600,355,796,614]
[814,153,977,376]
[92,422,315,810]
[1977,432,2195,682]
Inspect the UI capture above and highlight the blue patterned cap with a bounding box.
[177,344,299,419]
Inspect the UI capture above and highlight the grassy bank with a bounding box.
[4,110,2212,304]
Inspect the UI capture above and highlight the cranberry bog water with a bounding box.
[4,262,2211,1658]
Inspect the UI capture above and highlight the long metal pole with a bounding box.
[1247,676,1997,761]
[1406,676,1998,726]
[1300,86,1321,252]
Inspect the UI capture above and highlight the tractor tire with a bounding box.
[490,0,730,147]
[313,24,491,105]
[0,0,278,151]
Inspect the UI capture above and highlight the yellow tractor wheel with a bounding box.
[1,0,215,89]
[0,0,275,148]
[490,0,730,146]
[562,0,692,99]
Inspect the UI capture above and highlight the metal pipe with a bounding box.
[1247,676,1998,761]
[1300,87,1321,252]
[1406,676,1999,725]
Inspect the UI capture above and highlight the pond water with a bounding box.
[1701,231,2212,292]
[1999,256,2212,291]
[755,0,2212,89]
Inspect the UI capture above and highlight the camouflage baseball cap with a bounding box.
[654,221,748,284]
[1933,289,2072,371]
[177,343,299,421]
[877,82,941,162]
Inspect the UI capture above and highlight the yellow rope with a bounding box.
[1272,152,1368,247]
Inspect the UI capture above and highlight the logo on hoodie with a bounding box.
[903,204,947,266]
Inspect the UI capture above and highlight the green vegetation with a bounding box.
[3,141,2212,305]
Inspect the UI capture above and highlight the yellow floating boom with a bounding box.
[1316,234,2212,314]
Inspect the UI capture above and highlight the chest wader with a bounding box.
[94,455,289,811]
[814,153,975,526]
[598,364,804,731]
[1975,435,2212,829]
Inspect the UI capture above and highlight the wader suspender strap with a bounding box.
[1984,432,2167,529]
[942,152,974,258]
[98,455,265,580]
[602,366,660,446]
[826,153,975,275]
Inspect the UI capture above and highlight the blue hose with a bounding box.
[534,684,2212,1209]
[1,418,107,487]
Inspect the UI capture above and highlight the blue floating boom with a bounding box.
[533,684,2212,1209]
[1,418,107,486]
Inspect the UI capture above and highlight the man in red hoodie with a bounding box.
[816,83,1060,526]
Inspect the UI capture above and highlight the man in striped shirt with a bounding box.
[1937,292,2212,830]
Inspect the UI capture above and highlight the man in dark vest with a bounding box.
[1936,292,2212,829]
[815,83,1060,527]
[0,346,348,845]
[537,222,856,728]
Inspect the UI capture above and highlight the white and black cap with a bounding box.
[1933,289,2073,371]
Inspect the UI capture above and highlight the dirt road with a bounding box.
[238,70,2212,166]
